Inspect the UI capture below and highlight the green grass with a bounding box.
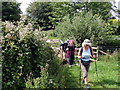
[65,53,119,88]
[66,65,81,88]
[88,61,119,88]
[48,36,60,39]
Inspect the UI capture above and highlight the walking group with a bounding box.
[60,39,97,89]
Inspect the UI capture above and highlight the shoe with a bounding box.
[69,65,71,68]
[86,85,90,89]
[76,63,79,66]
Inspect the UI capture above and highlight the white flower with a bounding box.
[5,33,11,39]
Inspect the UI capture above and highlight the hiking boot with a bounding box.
[86,84,90,89]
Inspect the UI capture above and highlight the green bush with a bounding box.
[101,39,120,46]
[25,59,72,88]
[55,11,110,46]
[40,30,57,39]
[1,19,72,88]
[2,20,55,88]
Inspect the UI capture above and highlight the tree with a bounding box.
[27,2,53,30]
[107,18,119,35]
[49,2,80,26]
[2,2,21,21]
[26,2,113,30]
[79,2,113,20]
[55,11,110,46]
[113,9,120,35]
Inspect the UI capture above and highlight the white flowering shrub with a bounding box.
[1,18,71,88]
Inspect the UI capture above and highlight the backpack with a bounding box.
[60,43,68,52]
[80,46,93,56]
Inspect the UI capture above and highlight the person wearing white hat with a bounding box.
[78,39,96,88]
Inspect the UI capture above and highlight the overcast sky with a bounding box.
[16,0,119,14]
[17,0,33,14]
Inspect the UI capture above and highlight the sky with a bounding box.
[16,0,120,14]
[17,0,33,14]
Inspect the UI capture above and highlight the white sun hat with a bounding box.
[82,39,91,47]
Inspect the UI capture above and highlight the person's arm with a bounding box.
[78,48,82,59]
[91,48,96,58]
[90,47,97,61]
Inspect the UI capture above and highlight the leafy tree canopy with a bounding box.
[27,2,113,30]
[27,2,53,30]
[2,2,21,21]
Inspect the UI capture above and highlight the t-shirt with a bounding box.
[81,47,91,61]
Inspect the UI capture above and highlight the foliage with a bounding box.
[1,18,73,88]
[2,2,21,21]
[26,2,113,30]
[55,11,110,46]
[107,19,119,35]
[114,18,120,35]
[85,2,112,20]
[26,59,72,88]
[1,19,49,88]
[49,2,81,26]
[26,2,82,29]
[101,39,120,46]
[2,19,47,88]
[26,2,53,30]
[116,21,120,35]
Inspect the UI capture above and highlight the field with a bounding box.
[65,53,120,88]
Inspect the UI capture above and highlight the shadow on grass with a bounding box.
[90,79,120,88]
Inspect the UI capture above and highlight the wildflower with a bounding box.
[5,33,11,39]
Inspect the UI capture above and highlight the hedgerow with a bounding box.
[1,18,70,88]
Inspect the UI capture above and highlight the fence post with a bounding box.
[97,46,99,60]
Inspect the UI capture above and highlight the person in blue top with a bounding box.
[78,39,96,88]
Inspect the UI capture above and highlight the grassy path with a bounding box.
[67,59,119,88]
[66,65,81,88]
[48,39,119,88]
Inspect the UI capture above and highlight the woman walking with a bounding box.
[66,40,76,67]
[78,39,96,88]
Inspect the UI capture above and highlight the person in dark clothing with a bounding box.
[60,40,69,65]
[66,40,76,67]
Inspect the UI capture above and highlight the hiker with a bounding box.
[66,40,76,67]
[60,40,69,65]
[78,39,96,88]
